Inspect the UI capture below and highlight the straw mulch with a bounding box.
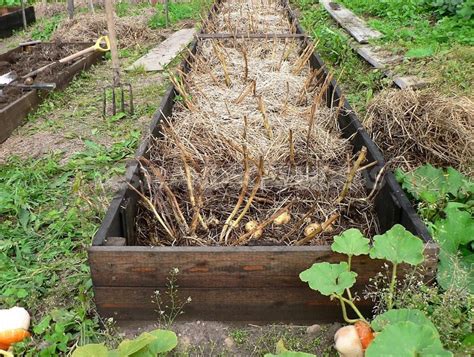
[365,89,474,177]
[204,0,294,34]
[51,13,162,48]
[134,38,378,247]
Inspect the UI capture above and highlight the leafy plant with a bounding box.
[0,0,22,7]
[72,329,177,357]
[299,225,454,355]
[396,165,473,292]
[425,0,473,18]
[148,0,209,29]
[300,224,424,322]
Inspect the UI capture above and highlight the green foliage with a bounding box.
[366,321,452,356]
[264,339,316,357]
[299,262,357,296]
[30,15,62,41]
[148,0,208,29]
[426,0,473,18]
[371,308,437,334]
[331,228,370,257]
[72,329,178,357]
[369,224,425,266]
[0,0,21,7]
[396,165,473,292]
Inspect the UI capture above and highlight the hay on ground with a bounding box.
[365,89,474,176]
[51,13,162,48]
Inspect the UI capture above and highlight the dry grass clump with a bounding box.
[204,0,293,34]
[51,13,162,48]
[365,89,474,176]
[134,38,378,247]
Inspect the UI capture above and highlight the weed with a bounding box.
[230,329,249,345]
[30,15,63,41]
[152,268,192,328]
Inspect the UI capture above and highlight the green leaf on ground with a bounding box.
[331,228,370,256]
[369,224,425,266]
[366,321,452,357]
[299,262,356,296]
[406,47,435,58]
[72,344,108,357]
[141,329,178,355]
[264,339,317,357]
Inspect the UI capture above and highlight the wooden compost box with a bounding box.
[0,42,102,143]
[89,0,436,322]
[0,6,35,38]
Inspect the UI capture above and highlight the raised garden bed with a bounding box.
[88,0,436,322]
[0,42,103,143]
[0,6,35,38]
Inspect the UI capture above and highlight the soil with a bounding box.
[117,320,339,356]
[0,43,89,109]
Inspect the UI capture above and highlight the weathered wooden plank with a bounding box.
[0,6,35,38]
[320,1,382,44]
[127,28,196,72]
[88,245,438,288]
[355,45,403,69]
[393,75,430,90]
[94,286,373,322]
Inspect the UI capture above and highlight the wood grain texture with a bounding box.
[89,245,437,283]
[320,1,382,43]
[94,286,373,322]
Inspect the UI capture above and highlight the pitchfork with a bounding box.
[102,0,134,117]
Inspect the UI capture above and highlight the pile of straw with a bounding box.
[365,89,474,176]
[51,13,162,48]
[134,37,377,247]
[205,0,293,33]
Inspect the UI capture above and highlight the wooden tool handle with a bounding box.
[105,0,121,86]
[59,46,95,64]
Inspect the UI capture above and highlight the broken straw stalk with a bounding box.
[134,36,377,246]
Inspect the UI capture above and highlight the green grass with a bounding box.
[292,0,390,112]
[149,0,210,29]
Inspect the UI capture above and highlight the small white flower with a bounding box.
[173,267,180,274]
[187,297,192,303]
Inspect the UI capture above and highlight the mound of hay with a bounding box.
[134,37,377,247]
[205,0,293,33]
[51,13,162,48]
[365,89,474,176]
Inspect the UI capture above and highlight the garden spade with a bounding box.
[102,0,134,117]
[0,71,56,96]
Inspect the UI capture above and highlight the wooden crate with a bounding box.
[89,0,436,322]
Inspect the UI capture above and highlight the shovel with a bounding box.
[0,71,56,96]
[22,36,111,82]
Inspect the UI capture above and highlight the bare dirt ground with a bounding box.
[118,320,339,356]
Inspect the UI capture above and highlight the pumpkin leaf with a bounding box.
[369,224,424,266]
[366,321,452,357]
[140,329,178,355]
[331,228,370,256]
[299,262,356,296]
[116,333,157,356]
[72,344,108,357]
[433,204,474,254]
[371,308,437,336]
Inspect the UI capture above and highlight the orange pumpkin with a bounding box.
[354,321,375,350]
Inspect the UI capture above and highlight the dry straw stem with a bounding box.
[258,95,273,139]
[365,89,474,176]
[127,183,175,239]
[337,147,368,203]
[51,12,162,49]
[213,0,290,34]
[232,203,293,246]
[295,213,340,246]
[135,37,377,246]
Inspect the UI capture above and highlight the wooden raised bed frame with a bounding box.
[89,0,437,322]
[0,6,35,38]
[0,43,103,143]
